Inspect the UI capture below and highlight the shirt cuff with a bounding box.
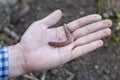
[0,46,9,80]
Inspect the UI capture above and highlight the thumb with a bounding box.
[40,10,63,28]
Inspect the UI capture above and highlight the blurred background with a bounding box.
[0,0,120,80]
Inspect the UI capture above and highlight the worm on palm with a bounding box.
[48,24,72,47]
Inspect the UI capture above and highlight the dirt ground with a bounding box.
[0,0,120,80]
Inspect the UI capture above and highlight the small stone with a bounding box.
[94,65,99,69]
[114,66,118,70]
[79,11,85,15]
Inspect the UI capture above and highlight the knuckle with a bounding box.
[84,26,90,34]
[92,14,102,20]
[87,14,102,20]
[102,20,112,27]
[103,28,111,35]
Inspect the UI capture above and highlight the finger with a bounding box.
[71,40,103,59]
[67,14,102,32]
[38,10,63,28]
[73,20,112,39]
[74,28,111,47]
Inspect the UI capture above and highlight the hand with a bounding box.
[8,10,112,77]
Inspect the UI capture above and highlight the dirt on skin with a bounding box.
[0,0,120,80]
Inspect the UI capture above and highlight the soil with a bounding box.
[0,0,120,80]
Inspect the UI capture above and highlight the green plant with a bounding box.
[97,0,103,14]
[103,13,110,19]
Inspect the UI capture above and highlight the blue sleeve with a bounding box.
[0,46,9,80]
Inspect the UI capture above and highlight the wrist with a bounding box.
[8,43,26,77]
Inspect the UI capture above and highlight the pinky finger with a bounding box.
[71,40,103,59]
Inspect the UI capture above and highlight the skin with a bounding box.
[48,24,72,47]
[8,10,112,77]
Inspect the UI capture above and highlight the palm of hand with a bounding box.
[19,21,73,71]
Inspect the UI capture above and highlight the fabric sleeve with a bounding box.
[0,46,9,80]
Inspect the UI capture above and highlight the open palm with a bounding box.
[17,10,112,73]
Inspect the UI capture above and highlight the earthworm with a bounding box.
[48,24,72,47]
